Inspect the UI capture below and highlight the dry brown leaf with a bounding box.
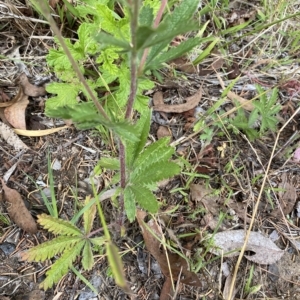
[199,55,225,76]
[136,210,201,289]
[18,73,46,97]
[0,121,29,151]
[210,229,284,265]
[0,179,37,234]
[152,89,202,113]
[190,183,220,216]
[4,89,29,129]
[171,57,198,74]
[160,277,174,300]
[226,199,252,224]
[157,126,172,140]
[271,173,297,218]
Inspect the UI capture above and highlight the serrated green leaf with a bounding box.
[23,236,81,262]
[98,157,120,170]
[139,5,154,26]
[131,161,180,184]
[127,185,159,213]
[82,241,94,270]
[142,22,198,50]
[38,214,82,236]
[170,0,200,26]
[94,32,131,50]
[91,236,107,246]
[83,196,96,234]
[45,83,81,113]
[136,25,158,50]
[40,240,85,290]
[115,63,131,107]
[77,23,98,55]
[47,38,84,72]
[133,137,174,170]
[146,37,201,70]
[113,122,140,143]
[96,48,120,75]
[146,0,199,64]
[248,109,259,127]
[134,95,151,112]
[124,187,136,222]
[106,242,127,288]
[47,102,139,143]
[126,109,151,167]
[95,4,124,35]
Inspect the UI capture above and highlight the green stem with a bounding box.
[138,0,168,74]
[118,0,140,227]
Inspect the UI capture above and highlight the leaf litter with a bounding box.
[0,178,37,234]
[152,88,202,113]
[136,210,202,299]
[210,229,284,265]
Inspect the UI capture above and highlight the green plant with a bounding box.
[230,85,281,139]
[194,85,281,142]
[243,266,262,297]
[22,196,107,289]
[34,0,206,223]
[98,110,180,221]
[24,0,208,292]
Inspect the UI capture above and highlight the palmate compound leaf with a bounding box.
[37,214,82,236]
[40,240,85,290]
[22,236,82,262]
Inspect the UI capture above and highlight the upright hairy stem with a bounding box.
[118,0,140,227]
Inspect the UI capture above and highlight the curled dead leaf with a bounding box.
[4,88,29,129]
[152,89,202,113]
[0,179,37,234]
[18,73,46,97]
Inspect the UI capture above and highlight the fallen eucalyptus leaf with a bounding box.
[152,89,202,113]
[210,229,284,265]
[0,178,37,234]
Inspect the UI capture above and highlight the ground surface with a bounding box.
[1,1,300,300]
